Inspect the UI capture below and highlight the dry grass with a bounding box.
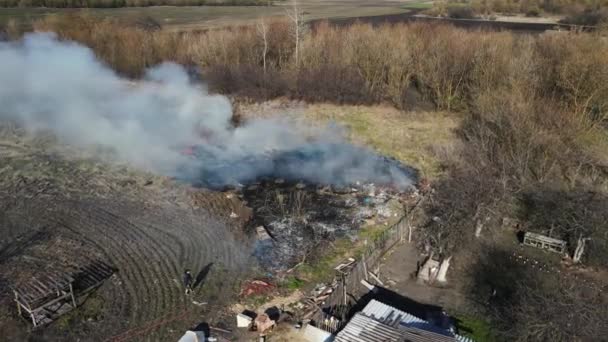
[0,124,189,204]
[305,105,459,179]
[238,100,460,179]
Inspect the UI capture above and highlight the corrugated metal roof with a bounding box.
[360,300,475,342]
[335,314,409,342]
[335,313,462,342]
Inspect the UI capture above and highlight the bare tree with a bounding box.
[256,18,269,74]
[572,235,591,263]
[520,190,608,266]
[286,0,306,69]
[469,247,608,342]
[435,255,452,283]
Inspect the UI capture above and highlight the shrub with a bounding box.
[446,5,477,19]
[561,8,608,26]
[525,6,541,17]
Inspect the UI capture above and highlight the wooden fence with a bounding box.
[312,211,414,329]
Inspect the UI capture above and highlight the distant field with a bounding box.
[0,0,414,30]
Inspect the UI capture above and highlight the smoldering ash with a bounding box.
[0,33,415,189]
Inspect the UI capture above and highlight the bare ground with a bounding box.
[377,241,467,312]
[0,126,257,341]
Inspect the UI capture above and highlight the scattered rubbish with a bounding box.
[335,257,356,274]
[241,179,414,273]
[303,323,333,342]
[191,301,207,306]
[256,226,272,242]
[178,330,205,342]
[241,279,275,297]
[229,211,238,218]
[237,313,253,328]
[253,313,276,335]
[312,284,328,297]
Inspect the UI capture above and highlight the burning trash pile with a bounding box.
[183,142,418,273]
[226,156,416,272]
[240,180,409,272]
[183,143,416,191]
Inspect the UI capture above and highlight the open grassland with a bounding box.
[0,0,413,30]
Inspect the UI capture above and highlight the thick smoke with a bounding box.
[0,33,415,189]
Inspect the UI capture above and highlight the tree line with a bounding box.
[427,0,608,25]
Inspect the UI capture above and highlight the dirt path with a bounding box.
[377,241,466,312]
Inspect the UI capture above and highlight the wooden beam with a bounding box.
[31,309,37,327]
[69,283,77,308]
[368,271,385,286]
[28,279,49,295]
[15,288,33,307]
[32,278,51,293]
[14,291,21,316]
[29,292,72,312]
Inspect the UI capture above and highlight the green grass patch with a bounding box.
[282,276,305,290]
[297,238,358,283]
[454,314,496,342]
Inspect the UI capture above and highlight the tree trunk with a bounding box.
[257,20,268,74]
[474,220,483,238]
[573,236,589,263]
[436,255,452,283]
[408,223,413,243]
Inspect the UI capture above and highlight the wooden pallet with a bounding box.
[11,260,115,328]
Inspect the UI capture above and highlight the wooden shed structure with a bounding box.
[523,232,567,254]
[11,260,114,327]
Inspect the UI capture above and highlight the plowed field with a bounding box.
[0,128,255,341]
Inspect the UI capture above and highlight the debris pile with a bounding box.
[238,180,410,272]
[240,279,275,297]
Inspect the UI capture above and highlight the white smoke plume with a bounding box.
[0,33,415,189]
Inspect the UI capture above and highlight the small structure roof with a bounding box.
[335,300,474,342]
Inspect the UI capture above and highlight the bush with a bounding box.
[446,5,477,19]
[525,6,541,17]
[468,247,608,341]
[561,8,608,26]
[206,65,289,101]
